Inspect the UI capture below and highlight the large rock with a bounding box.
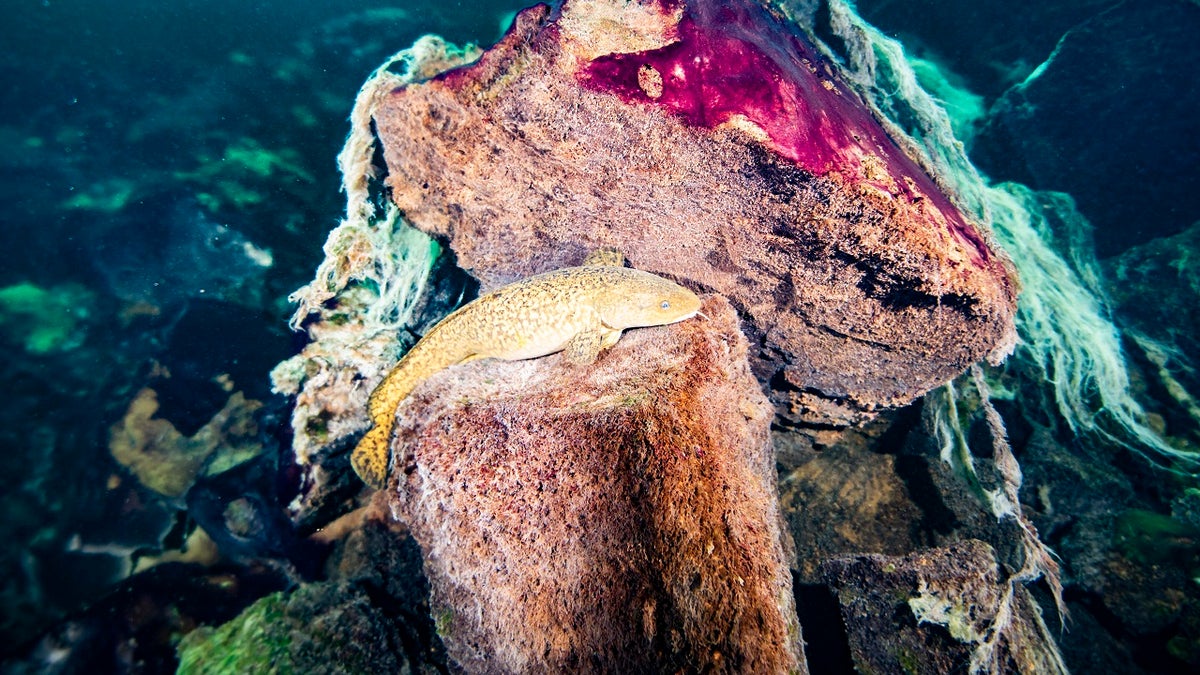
[383,296,805,673]
[373,0,1017,427]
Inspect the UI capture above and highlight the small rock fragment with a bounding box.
[821,540,1066,674]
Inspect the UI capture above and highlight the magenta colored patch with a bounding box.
[578,0,988,262]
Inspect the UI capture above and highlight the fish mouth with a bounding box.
[672,306,703,323]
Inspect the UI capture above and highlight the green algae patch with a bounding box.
[61,177,140,212]
[174,581,409,674]
[180,137,315,212]
[176,592,293,675]
[1114,507,1200,569]
[0,282,94,354]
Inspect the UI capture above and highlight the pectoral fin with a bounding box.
[599,329,623,350]
[564,330,604,365]
[582,248,625,267]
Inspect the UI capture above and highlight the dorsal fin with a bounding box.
[582,248,626,267]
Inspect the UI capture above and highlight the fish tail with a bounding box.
[351,425,391,490]
[353,335,472,489]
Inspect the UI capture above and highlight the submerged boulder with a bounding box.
[821,540,1066,674]
[373,0,1017,426]
[383,296,805,673]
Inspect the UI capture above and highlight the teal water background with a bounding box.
[0,0,524,655]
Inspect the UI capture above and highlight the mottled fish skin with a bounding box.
[351,264,703,489]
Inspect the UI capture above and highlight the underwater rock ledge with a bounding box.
[373,0,1018,426]
[822,540,1067,674]
[383,295,804,673]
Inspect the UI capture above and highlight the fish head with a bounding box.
[598,268,702,329]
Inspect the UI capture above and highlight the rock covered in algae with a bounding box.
[821,540,1066,674]
[108,387,263,498]
[174,516,445,674]
[383,296,805,673]
[373,0,1017,426]
[175,585,405,675]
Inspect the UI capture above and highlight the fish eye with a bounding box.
[660,300,670,309]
